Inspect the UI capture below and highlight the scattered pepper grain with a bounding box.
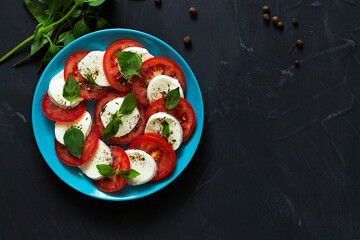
[292,18,298,25]
[262,5,270,13]
[154,0,161,4]
[184,36,191,45]
[272,16,279,24]
[294,59,300,67]
[263,13,270,21]
[277,21,283,28]
[189,6,197,16]
[296,39,303,48]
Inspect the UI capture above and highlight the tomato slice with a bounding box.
[127,133,176,182]
[133,57,186,107]
[103,40,144,92]
[93,145,130,192]
[93,90,146,144]
[42,92,88,122]
[145,98,195,142]
[55,124,99,166]
[64,50,110,100]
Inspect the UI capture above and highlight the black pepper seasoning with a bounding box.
[277,21,283,28]
[189,6,197,16]
[184,36,191,45]
[272,16,279,24]
[262,5,270,13]
[294,59,300,67]
[296,39,303,48]
[263,13,270,22]
[292,18,298,25]
[154,0,161,5]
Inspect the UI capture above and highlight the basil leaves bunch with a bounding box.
[1,0,110,70]
[96,164,140,179]
[102,92,137,139]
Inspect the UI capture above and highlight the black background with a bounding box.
[1,0,360,239]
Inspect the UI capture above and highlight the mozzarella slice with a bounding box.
[147,75,184,104]
[100,97,140,137]
[79,140,113,180]
[125,149,157,186]
[77,50,111,87]
[145,112,183,150]
[48,70,83,109]
[122,47,153,62]
[54,111,92,145]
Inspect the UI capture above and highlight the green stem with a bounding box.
[0,4,78,63]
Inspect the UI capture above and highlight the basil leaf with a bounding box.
[37,0,48,5]
[31,35,49,55]
[96,164,116,178]
[47,0,63,16]
[73,18,91,38]
[57,31,75,46]
[86,72,98,85]
[162,120,170,139]
[87,0,105,7]
[102,118,120,139]
[64,126,84,159]
[69,9,82,18]
[96,17,110,30]
[119,169,140,180]
[118,92,137,115]
[43,41,60,64]
[164,87,180,109]
[116,51,142,77]
[63,73,80,103]
[24,0,49,25]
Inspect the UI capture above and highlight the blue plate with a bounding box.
[32,29,204,201]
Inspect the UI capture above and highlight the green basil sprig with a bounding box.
[102,92,137,139]
[96,164,140,179]
[164,87,180,109]
[64,126,84,158]
[162,120,170,139]
[63,73,80,103]
[116,51,142,77]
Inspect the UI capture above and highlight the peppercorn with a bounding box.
[184,36,191,45]
[277,21,283,28]
[292,18,298,25]
[262,5,270,13]
[263,13,270,21]
[272,16,279,24]
[189,6,197,16]
[296,39,303,47]
[294,59,300,67]
[154,0,161,4]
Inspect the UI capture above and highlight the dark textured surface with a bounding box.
[0,0,360,239]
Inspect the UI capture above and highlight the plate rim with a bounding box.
[32,28,204,201]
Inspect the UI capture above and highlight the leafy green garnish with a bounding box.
[63,73,80,103]
[164,87,180,109]
[86,72,98,85]
[96,164,140,179]
[162,120,170,139]
[64,126,84,158]
[116,51,142,77]
[0,0,110,70]
[102,92,137,139]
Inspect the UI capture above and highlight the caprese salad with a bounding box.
[41,40,196,193]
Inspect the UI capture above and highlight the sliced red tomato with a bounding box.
[127,133,176,182]
[145,98,195,142]
[103,40,144,92]
[93,146,130,192]
[55,124,99,166]
[64,50,110,100]
[133,57,186,107]
[42,92,88,122]
[93,90,146,144]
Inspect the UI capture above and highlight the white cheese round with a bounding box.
[55,111,92,145]
[47,70,83,109]
[125,149,157,186]
[147,75,184,104]
[77,50,111,87]
[145,112,183,150]
[79,140,113,180]
[100,97,140,138]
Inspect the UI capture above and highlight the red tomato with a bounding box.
[93,91,146,144]
[127,133,176,182]
[42,92,88,122]
[103,40,144,92]
[54,124,99,166]
[64,50,110,100]
[145,98,195,142]
[133,57,186,107]
[93,146,130,192]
